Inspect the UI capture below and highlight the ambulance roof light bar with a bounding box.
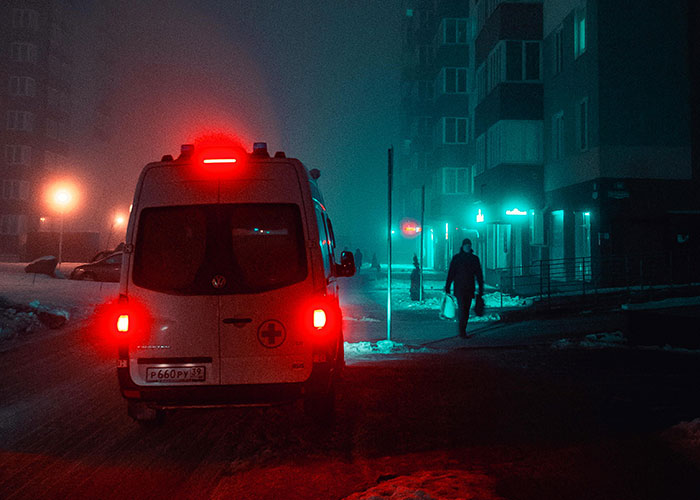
[178,143,195,160]
[252,142,269,157]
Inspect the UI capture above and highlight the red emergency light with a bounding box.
[400,218,421,239]
[202,158,238,164]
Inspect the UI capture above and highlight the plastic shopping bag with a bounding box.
[439,293,458,320]
[474,295,485,317]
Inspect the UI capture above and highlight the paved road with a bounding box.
[1,279,699,499]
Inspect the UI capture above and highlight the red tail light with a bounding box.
[313,309,327,329]
[95,295,151,346]
[305,297,341,335]
[117,315,129,333]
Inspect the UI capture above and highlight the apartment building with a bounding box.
[399,0,473,269]
[0,0,73,259]
[470,0,544,283]
[542,0,697,282]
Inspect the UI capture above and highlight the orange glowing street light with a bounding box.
[106,213,126,249]
[49,184,78,269]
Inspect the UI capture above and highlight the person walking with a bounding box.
[445,238,484,338]
[355,248,363,274]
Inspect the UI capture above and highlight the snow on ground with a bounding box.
[661,418,700,469]
[551,331,627,350]
[0,263,117,340]
[344,340,432,360]
[342,469,504,500]
[551,331,700,353]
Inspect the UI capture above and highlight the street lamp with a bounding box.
[52,187,73,269]
[106,214,125,250]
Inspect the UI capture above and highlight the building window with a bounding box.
[10,43,37,63]
[6,111,34,132]
[505,41,541,82]
[577,98,589,151]
[552,111,564,160]
[550,210,565,262]
[574,4,587,58]
[554,27,563,75]
[487,43,504,93]
[9,76,36,97]
[0,214,27,235]
[442,168,468,194]
[4,145,32,165]
[2,180,30,200]
[12,9,39,30]
[440,67,468,94]
[486,120,543,168]
[443,117,468,144]
[575,211,592,280]
[440,18,468,45]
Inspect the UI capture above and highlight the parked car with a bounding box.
[70,252,122,282]
[25,256,58,276]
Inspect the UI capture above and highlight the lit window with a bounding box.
[574,5,587,58]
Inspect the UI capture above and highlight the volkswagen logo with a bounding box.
[211,275,227,289]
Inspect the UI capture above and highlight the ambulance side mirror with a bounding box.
[335,251,356,277]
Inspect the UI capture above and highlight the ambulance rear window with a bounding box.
[133,203,307,294]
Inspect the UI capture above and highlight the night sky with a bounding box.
[73,0,402,252]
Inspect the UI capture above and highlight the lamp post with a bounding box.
[106,214,125,250]
[52,188,73,270]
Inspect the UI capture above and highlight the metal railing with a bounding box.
[492,251,699,307]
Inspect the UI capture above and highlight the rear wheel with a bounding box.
[128,401,165,427]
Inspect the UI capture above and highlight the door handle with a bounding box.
[222,318,252,326]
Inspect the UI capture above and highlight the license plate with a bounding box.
[146,366,205,383]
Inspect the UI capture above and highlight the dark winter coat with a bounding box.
[445,250,484,298]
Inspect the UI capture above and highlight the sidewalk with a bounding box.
[340,273,625,350]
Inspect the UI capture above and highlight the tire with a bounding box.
[304,384,336,425]
[128,401,166,427]
[82,272,96,281]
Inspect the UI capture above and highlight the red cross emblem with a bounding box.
[257,320,286,348]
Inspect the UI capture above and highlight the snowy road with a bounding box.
[1,274,700,499]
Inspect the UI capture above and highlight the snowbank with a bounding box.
[342,469,504,500]
[391,291,527,314]
[661,418,700,468]
[0,264,115,341]
[344,340,431,358]
[551,331,627,350]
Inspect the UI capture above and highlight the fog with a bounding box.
[70,0,401,252]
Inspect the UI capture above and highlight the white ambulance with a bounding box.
[114,142,354,425]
